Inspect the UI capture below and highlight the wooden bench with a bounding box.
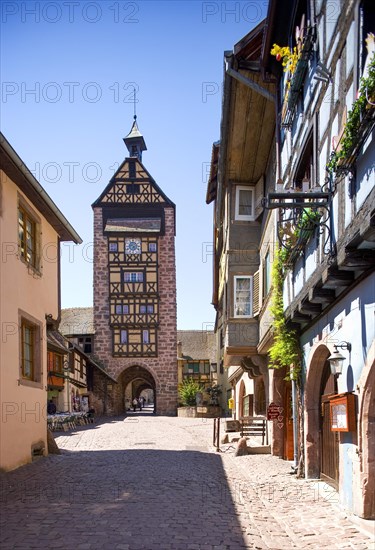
[240,416,268,445]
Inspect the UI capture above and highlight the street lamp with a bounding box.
[327,342,351,376]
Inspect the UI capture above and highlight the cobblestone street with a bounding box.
[1,416,374,550]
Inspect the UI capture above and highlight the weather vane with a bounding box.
[133,86,137,120]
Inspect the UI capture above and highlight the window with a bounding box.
[359,1,375,79]
[124,272,144,282]
[235,186,254,221]
[109,242,118,252]
[80,357,84,378]
[116,304,129,315]
[142,330,150,344]
[20,315,41,385]
[148,242,157,252]
[54,354,63,373]
[127,183,140,194]
[78,336,92,353]
[22,321,34,379]
[140,304,154,314]
[18,205,38,268]
[234,276,252,317]
[129,159,136,178]
[120,330,128,344]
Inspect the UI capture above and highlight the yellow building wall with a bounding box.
[0,170,59,471]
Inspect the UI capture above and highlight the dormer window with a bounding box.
[129,160,136,178]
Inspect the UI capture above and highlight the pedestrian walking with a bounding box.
[132,398,138,412]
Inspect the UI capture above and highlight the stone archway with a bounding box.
[304,344,331,479]
[118,365,157,413]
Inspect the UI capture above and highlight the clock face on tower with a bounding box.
[125,238,142,255]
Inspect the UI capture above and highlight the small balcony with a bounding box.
[334,105,375,175]
[281,26,315,129]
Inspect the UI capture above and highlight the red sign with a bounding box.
[267,402,283,420]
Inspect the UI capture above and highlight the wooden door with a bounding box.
[320,363,339,487]
[284,382,294,460]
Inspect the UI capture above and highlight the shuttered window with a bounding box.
[252,270,260,316]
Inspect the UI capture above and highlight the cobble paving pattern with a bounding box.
[0,415,374,550]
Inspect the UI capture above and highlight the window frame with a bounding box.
[18,199,41,272]
[19,311,43,388]
[263,250,271,299]
[233,275,253,318]
[235,186,255,221]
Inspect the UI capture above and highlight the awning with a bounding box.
[105,218,161,233]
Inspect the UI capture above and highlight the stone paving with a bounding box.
[0,414,374,550]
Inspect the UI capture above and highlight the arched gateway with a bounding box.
[119,365,157,412]
[92,119,178,415]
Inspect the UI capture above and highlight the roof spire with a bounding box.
[133,86,137,120]
[123,87,147,161]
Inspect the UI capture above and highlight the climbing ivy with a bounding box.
[268,247,301,381]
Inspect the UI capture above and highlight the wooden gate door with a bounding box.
[284,382,294,460]
[320,363,339,487]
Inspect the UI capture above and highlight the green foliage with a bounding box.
[268,247,301,381]
[328,52,375,172]
[279,208,321,265]
[178,378,204,406]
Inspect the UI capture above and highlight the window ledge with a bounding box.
[19,378,44,390]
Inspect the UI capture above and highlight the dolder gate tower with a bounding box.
[92,118,177,415]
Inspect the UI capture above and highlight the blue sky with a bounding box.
[1,1,268,329]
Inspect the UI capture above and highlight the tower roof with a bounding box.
[123,116,147,157]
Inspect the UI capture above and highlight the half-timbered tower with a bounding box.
[92,118,177,415]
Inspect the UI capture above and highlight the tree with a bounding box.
[178,378,204,406]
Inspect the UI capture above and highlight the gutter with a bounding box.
[0,132,82,244]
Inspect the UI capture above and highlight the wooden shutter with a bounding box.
[254,176,264,218]
[252,270,260,316]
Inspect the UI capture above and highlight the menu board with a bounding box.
[329,393,356,432]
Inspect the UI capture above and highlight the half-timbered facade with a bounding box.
[92,118,177,415]
[261,0,375,519]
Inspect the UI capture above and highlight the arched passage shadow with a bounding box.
[0,448,248,549]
